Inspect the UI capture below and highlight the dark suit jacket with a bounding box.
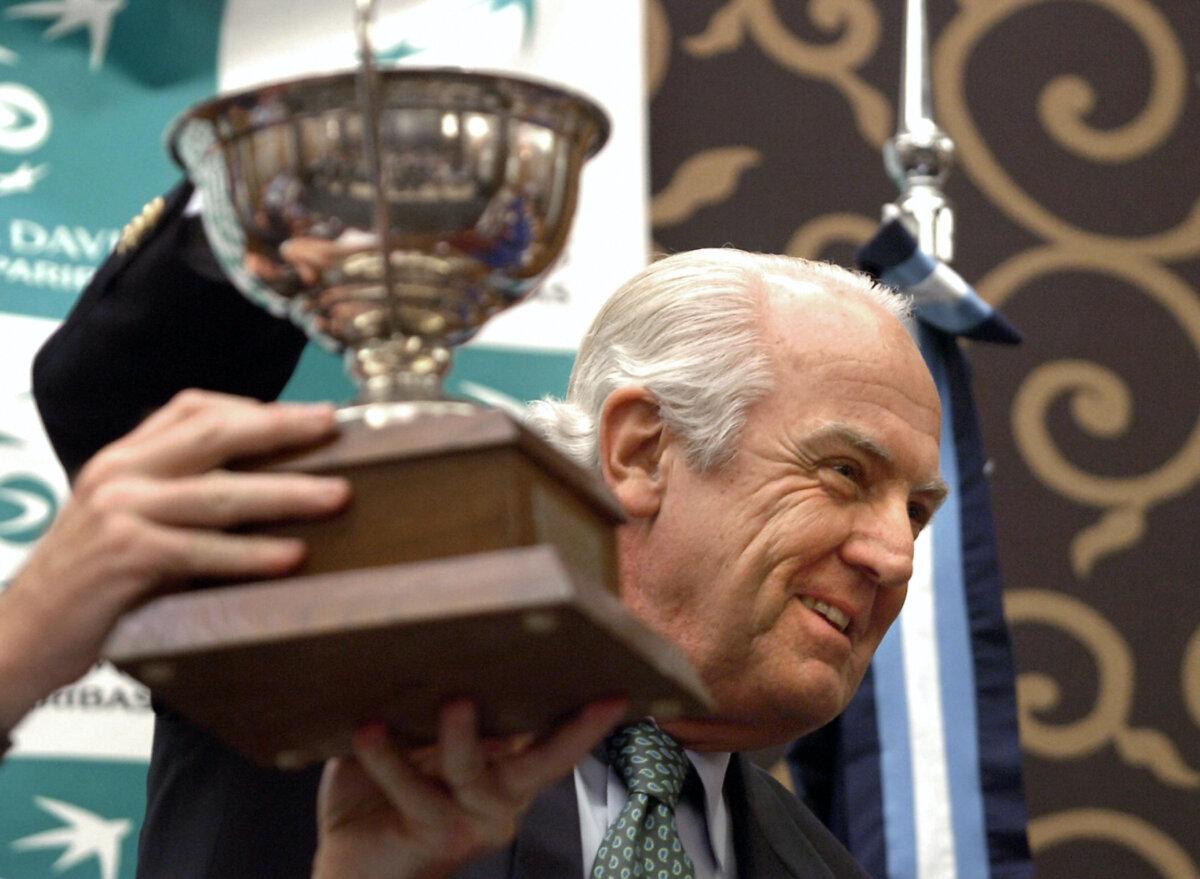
[457,756,869,878]
[32,183,867,878]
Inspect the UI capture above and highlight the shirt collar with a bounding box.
[685,749,733,873]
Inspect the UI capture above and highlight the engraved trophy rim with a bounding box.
[166,65,611,169]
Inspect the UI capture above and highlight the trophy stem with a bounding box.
[346,336,454,404]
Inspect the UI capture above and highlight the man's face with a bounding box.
[618,289,945,750]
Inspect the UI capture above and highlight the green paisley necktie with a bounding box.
[590,720,696,879]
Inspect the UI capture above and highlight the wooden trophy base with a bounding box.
[102,407,712,768]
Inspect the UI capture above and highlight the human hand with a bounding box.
[0,390,349,731]
[313,699,628,879]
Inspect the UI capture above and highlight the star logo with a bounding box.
[0,472,58,543]
[486,0,535,47]
[10,797,131,879]
[6,0,127,71]
[372,0,538,63]
[0,161,49,197]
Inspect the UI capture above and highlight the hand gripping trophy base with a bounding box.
[104,67,713,767]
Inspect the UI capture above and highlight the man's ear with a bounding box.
[599,387,668,519]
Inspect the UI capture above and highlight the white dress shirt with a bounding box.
[574,749,736,878]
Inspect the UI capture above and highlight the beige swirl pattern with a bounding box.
[1005,590,1199,788]
[937,0,1200,257]
[980,248,1200,575]
[646,0,671,98]
[784,213,877,261]
[937,0,1200,573]
[1183,625,1200,733]
[1029,809,1199,879]
[683,0,891,148]
[650,146,762,228]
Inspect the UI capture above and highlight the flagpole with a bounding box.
[883,0,956,263]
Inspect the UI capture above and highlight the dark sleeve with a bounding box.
[31,180,309,479]
[135,708,321,879]
[755,765,870,878]
[732,756,871,878]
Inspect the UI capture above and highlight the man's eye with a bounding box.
[908,501,931,526]
[830,461,861,481]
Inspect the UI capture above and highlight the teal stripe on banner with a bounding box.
[452,344,576,402]
[281,342,577,405]
[873,617,918,877]
[922,328,990,877]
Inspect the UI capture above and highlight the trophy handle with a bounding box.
[350,0,452,404]
[353,0,403,360]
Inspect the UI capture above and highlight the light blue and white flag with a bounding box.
[789,220,1032,879]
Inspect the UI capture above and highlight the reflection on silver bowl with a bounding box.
[171,68,609,403]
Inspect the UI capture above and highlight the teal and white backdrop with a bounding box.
[0,2,648,876]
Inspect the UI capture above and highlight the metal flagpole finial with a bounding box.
[883,0,956,263]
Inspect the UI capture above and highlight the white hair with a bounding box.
[524,248,910,473]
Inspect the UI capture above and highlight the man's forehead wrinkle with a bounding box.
[820,357,940,410]
[802,371,942,429]
[800,418,943,487]
[777,321,920,372]
[803,422,893,464]
[772,305,933,395]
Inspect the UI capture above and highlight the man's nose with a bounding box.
[840,499,915,588]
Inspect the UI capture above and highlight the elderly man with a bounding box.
[308,248,948,879]
[34,214,944,876]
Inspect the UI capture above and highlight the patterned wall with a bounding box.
[646,1,1200,876]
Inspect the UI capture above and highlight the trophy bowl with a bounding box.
[170,66,610,405]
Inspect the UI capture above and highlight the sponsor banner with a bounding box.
[11,664,152,763]
[0,0,225,784]
[0,314,66,581]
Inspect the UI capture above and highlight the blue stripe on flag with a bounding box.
[943,338,1035,878]
[921,326,990,877]
[873,615,917,877]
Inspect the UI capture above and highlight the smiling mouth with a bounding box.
[799,596,850,634]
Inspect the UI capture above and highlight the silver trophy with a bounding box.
[104,0,710,768]
[172,3,606,410]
